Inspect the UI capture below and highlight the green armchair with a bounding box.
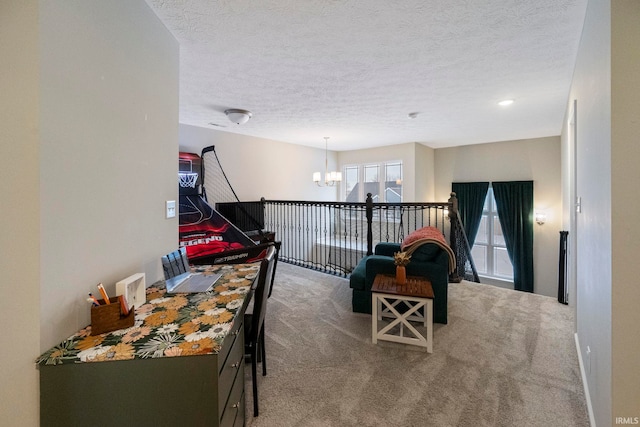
[349,241,451,324]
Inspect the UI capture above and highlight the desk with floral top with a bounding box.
[37,263,259,427]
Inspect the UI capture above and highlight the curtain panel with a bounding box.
[451,182,490,247]
[492,181,534,292]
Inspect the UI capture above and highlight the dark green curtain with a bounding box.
[492,181,534,293]
[451,182,490,247]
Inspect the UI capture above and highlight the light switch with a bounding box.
[166,200,176,218]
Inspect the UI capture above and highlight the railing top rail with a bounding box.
[371,202,452,208]
[263,199,365,206]
[254,192,469,280]
[262,199,452,208]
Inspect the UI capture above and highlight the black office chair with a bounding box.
[267,241,281,298]
[244,244,277,417]
[161,247,190,279]
[245,242,280,358]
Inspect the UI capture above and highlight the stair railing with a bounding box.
[251,193,478,282]
[447,192,480,283]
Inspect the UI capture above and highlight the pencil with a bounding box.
[97,283,110,304]
[118,295,129,316]
[88,293,101,305]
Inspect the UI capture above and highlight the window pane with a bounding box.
[494,247,513,278]
[493,217,505,246]
[364,165,379,201]
[471,245,487,274]
[384,183,402,203]
[344,166,359,202]
[384,162,402,202]
[364,165,378,182]
[385,163,401,181]
[475,216,488,244]
[483,189,491,211]
[471,186,514,282]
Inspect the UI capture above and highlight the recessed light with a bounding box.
[498,99,514,106]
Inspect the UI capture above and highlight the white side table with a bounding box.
[371,274,434,352]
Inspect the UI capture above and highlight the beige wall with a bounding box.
[178,128,437,204]
[611,0,640,421]
[179,124,340,201]
[0,1,40,424]
[564,0,613,425]
[415,143,436,201]
[434,137,562,298]
[39,0,179,350]
[0,2,179,425]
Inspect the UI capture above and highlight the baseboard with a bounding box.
[575,332,597,427]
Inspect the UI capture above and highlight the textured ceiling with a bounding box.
[145,0,588,151]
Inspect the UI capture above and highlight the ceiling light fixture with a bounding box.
[498,99,514,106]
[313,137,342,187]
[224,108,252,125]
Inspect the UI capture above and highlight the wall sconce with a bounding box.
[535,212,547,225]
[313,137,342,186]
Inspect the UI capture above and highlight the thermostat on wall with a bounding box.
[116,273,146,309]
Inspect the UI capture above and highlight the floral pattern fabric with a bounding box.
[37,263,259,366]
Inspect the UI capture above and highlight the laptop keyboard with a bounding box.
[173,273,220,293]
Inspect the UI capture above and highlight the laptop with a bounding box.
[165,271,223,294]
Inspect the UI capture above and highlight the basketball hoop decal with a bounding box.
[178,155,200,190]
[179,172,198,188]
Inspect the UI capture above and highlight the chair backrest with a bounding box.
[267,241,281,298]
[161,247,190,279]
[249,245,277,342]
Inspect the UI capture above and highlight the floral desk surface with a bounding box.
[37,263,259,366]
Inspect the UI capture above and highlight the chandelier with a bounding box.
[313,137,342,186]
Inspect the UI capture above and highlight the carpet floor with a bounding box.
[244,262,590,427]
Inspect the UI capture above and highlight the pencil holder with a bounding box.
[90,297,135,335]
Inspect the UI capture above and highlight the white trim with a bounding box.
[477,274,513,289]
[574,332,596,427]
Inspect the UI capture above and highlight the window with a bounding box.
[344,166,359,202]
[384,162,402,203]
[471,187,513,280]
[343,161,403,203]
[364,165,380,201]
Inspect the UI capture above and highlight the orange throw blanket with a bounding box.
[400,226,457,273]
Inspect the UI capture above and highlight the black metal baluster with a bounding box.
[259,196,464,280]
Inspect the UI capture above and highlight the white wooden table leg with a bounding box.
[372,293,378,343]
[426,299,433,353]
[370,275,435,352]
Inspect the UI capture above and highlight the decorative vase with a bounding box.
[396,265,406,285]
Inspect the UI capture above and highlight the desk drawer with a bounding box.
[218,322,244,415]
[220,362,245,427]
[218,311,243,371]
